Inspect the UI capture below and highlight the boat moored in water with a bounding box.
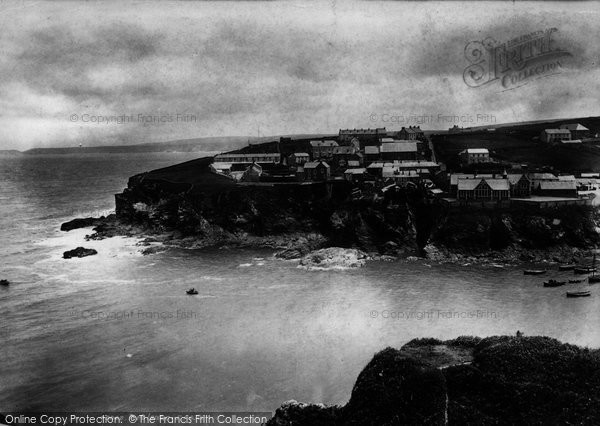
[574,266,596,274]
[524,269,547,275]
[566,291,591,298]
[558,264,576,271]
[186,288,198,295]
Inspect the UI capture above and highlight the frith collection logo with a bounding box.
[463,28,572,90]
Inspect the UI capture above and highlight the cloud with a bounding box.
[0,1,598,149]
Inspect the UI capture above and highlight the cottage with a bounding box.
[457,178,510,200]
[310,140,339,160]
[559,123,589,139]
[535,181,578,197]
[382,167,419,184]
[366,162,385,177]
[210,162,233,175]
[332,146,358,168]
[241,163,263,182]
[459,148,490,165]
[380,142,418,161]
[287,152,310,166]
[344,168,368,183]
[397,126,425,141]
[540,129,571,143]
[528,173,558,191]
[303,161,331,181]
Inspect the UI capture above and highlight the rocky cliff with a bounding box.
[267,336,600,425]
[98,157,600,262]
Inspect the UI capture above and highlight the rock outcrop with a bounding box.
[267,336,600,425]
[63,247,98,259]
[60,216,115,232]
[298,247,369,270]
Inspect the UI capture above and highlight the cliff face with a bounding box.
[114,171,422,256]
[109,158,600,258]
[267,336,600,425]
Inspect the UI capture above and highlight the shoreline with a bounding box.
[61,215,595,268]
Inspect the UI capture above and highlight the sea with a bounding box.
[1,152,599,412]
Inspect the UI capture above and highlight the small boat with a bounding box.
[524,269,546,275]
[569,279,584,284]
[0,279,9,286]
[186,288,198,295]
[558,264,576,271]
[566,290,591,298]
[573,266,596,274]
[543,279,566,287]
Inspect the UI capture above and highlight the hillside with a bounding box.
[432,116,600,171]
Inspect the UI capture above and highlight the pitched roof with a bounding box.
[304,161,330,169]
[347,160,361,167]
[485,179,510,191]
[529,173,558,180]
[310,140,338,147]
[290,152,309,157]
[542,129,571,134]
[396,161,439,169]
[451,173,494,185]
[332,146,356,155]
[539,181,577,190]
[506,174,529,184]
[457,178,483,191]
[344,168,367,174]
[380,137,395,143]
[211,162,233,170]
[364,146,380,154]
[558,175,576,181]
[560,123,589,131]
[462,148,489,154]
[457,178,509,191]
[380,142,417,153]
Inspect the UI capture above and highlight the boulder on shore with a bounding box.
[63,247,98,259]
[60,214,117,232]
[298,247,369,270]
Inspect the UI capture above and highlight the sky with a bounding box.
[0,0,599,150]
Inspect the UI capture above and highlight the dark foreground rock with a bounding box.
[63,247,98,259]
[0,279,9,286]
[267,336,600,425]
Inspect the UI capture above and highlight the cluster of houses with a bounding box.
[540,123,591,144]
[449,172,591,201]
[208,122,598,206]
[209,126,438,186]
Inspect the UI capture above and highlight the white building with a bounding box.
[459,148,490,164]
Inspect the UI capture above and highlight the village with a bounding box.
[208,122,600,208]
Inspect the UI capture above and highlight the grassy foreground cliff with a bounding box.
[267,336,600,425]
[106,157,600,261]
